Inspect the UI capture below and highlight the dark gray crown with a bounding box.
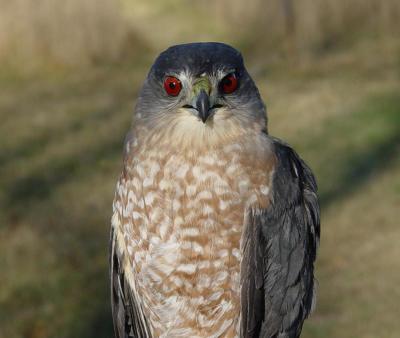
[150,42,244,79]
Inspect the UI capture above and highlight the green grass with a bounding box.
[299,93,400,206]
[0,66,142,338]
[0,48,399,338]
[300,93,400,338]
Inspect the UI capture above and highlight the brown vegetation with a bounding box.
[0,0,399,69]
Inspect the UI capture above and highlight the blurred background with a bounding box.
[0,0,399,337]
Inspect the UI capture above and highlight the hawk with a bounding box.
[110,42,320,338]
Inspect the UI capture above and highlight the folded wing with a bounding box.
[241,138,320,338]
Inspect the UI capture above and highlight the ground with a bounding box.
[0,38,399,338]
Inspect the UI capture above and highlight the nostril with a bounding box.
[182,104,194,109]
[183,104,223,110]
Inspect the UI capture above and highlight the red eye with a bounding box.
[164,76,182,96]
[220,73,238,94]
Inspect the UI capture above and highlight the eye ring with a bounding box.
[164,76,182,96]
[220,73,238,94]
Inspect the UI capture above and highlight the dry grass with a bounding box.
[0,0,135,69]
[1,0,399,69]
[208,0,400,58]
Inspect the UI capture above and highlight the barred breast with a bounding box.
[112,133,274,337]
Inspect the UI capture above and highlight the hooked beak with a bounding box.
[196,89,211,123]
[183,76,223,123]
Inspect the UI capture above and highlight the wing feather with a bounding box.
[241,138,320,338]
[110,225,152,338]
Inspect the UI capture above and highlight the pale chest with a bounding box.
[113,144,272,337]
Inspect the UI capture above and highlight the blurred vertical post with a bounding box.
[281,0,297,62]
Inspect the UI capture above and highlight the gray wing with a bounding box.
[241,138,320,338]
[110,226,152,338]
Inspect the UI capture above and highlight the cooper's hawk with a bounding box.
[110,42,320,338]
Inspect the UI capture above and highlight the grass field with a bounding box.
[0,29,399,338]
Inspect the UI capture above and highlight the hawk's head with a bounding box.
[134,42,267,148]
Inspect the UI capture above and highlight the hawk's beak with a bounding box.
[196,89,211,123]
[190,76,212,123]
